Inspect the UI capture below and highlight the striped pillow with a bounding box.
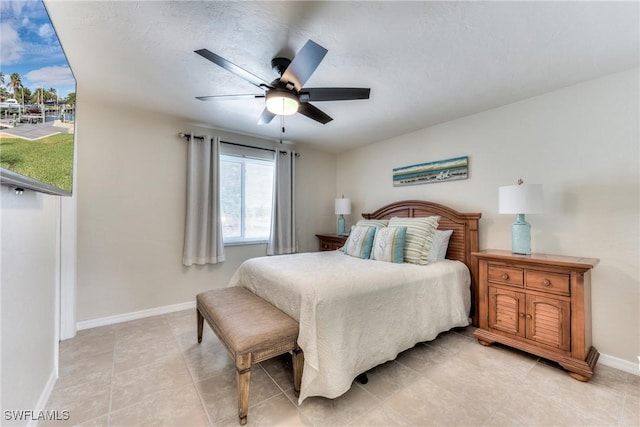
[343,225,376,259]
[370,226,407,263]
[356,219,389,228]
[388,216,440,264]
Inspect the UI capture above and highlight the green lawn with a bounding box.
[0,133,74,193]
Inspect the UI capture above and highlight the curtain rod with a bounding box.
[178,132,204,141]
[178,133,299,156]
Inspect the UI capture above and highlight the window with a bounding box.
[219,145,274,244]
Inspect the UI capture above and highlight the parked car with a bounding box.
[0,99,20,111]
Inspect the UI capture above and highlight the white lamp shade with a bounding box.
[335,198,351,215]
[499,184,543,214]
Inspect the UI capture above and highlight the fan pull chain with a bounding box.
[280,113,285,144]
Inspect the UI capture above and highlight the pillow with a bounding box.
[356,219,389,228]
[388,216,440,264]
[370,226,407,263]
[427,229,454,262]
[343,225,376,259]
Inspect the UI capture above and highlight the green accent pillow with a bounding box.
[343,225,376,259]
[370,226,407,263]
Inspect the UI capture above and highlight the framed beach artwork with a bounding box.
[393,156,468,187]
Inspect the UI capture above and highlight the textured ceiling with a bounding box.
[45,1,638,153]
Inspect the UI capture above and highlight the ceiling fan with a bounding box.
[194,39,371,125]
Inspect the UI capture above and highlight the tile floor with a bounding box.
[43,309,639,426]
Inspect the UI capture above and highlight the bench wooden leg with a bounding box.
[236,353,252,426]
[237,368,250,425]
[196,308,204,344]
[292,347,304,398]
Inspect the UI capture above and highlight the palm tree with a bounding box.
[48,87,57,102]
[0,72,6,100]
[33,88,45,104]
[7,73,22,100]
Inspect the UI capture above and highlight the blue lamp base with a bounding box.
[337,215,346,236]
[511,213,531,255]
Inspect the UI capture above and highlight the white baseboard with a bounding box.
[76,300,196,331]
[598,352,640,376]
[28,370,58,427]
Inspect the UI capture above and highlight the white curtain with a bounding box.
[267,149,297,255]
[182,134,225,265]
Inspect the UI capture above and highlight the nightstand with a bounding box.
[473,249,599,381]
[316,234,347,251]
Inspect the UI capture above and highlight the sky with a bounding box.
[0,0,75,99]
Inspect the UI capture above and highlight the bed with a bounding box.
[228,200,481,402]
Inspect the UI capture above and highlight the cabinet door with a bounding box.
[525,294,571,351]
[488,286,525,337]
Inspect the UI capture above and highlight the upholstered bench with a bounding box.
[196,287,303,425]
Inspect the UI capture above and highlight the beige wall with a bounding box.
[1,187,59,423]
[75,101,336,322]
[337,68,639,364]
[4,62,635,427]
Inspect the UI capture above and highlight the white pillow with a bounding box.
[427,230,453,262]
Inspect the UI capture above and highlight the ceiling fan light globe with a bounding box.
[266,91,299,115]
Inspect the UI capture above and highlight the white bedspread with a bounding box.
[228,251,470,402]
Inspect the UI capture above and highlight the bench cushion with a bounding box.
[196,287,299,354]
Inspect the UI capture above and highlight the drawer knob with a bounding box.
[501,273,510,280]
[543,279,551,287]
[519,313,525,318]
[526,314,532,320]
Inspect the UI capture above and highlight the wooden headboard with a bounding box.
[362,200,482,325]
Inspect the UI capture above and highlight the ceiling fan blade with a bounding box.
[297,102,333,124]
[257,108,276,125]
[299,88,370,102]
[196,94,265,101]
[281,40,328,91]
[195,49,272,89]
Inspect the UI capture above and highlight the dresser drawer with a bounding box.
[316,234,347,252]
[487,265,524,287]
[320,241,343,251]
[526,270,570,296]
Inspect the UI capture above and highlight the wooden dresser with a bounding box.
[472,249,599,381]
[316,234,347,251]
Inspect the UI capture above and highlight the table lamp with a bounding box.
[498,179,543,255]
[335,197,351,236]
